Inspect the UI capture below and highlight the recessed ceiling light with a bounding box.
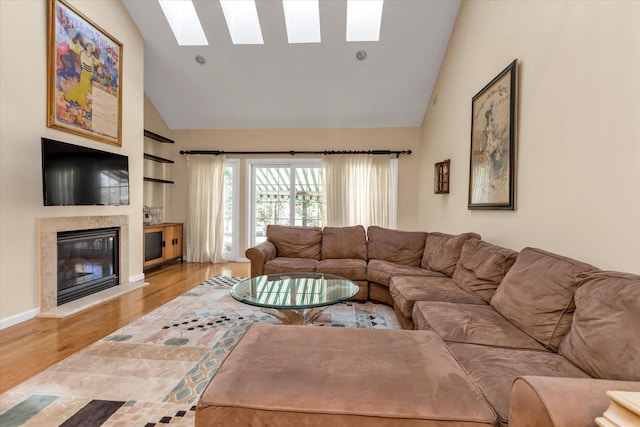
[282,0,321,44]
[346,0,384,42]
[220,0,264,45]
[195,55,206,64]
[355,50,367,61]
[158,0,208,46]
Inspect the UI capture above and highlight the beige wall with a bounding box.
[419,0,640,273]
[0,0,145,321]
[166,127,422,256]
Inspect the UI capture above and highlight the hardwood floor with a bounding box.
[0,261,250,394]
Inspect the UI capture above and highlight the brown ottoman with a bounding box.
[196,325,496,426]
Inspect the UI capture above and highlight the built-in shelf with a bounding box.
[144,153,174,164]
[144,177,175,184]
[144,129,174,144]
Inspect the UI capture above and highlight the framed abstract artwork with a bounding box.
[468,60,517,210]
[47,0,123,146]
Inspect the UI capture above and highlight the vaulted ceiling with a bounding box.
[122,0,461,129]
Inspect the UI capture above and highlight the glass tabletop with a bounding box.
[230,273,359,310]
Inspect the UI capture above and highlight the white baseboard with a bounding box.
[129,273,145,282]
[0,308,40,330]
[236,257,250,263]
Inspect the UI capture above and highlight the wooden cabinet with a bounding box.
[144,223,183,269]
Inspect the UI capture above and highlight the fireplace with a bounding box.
[57,227,119,305]
[39,215,130,314]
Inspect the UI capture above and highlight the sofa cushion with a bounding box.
[420,232,481,276]
[447,342,591,426]
[263,257,318,274]
[266,225,322,260]
[321,225,367,260]
[316,259,367,281]
[390,276,485,320]
[490,247,599,351]
[413,302,546,350]
[453,239,518,303]
[367,259,446,287]
[559,271,640,381]
[367,226,427,267]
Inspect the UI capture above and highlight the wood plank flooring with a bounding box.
[0,261,250,394]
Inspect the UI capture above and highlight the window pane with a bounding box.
[294,167,323,227]
[251,162,323,246]
[223,166,233,254]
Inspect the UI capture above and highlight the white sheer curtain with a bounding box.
[321,154,391,228]
[186,155,226,263]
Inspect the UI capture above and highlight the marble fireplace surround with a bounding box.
[39,215,145,317]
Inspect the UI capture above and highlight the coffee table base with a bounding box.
[261,307,327,325]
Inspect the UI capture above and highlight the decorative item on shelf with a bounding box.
[468,59,518,210]
[434,159,450,194]
[143,206,164,226]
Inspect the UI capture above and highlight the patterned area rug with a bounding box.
[0,277,399,426]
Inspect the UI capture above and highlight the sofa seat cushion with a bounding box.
[197,325,497,427]
[490,247,599,351]
[559,270,640,381]
[412,302,546,350]
[321,225,367,260]
[367,259,446,287]
[453,239,518,303]
[316,259,367,281]
[447,342,591,426]
[266,224,322,260]
[390,276,485,320]
[367,226,427,267]
[421,232,481,277]
[263,257,318,274]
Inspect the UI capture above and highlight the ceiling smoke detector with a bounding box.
[355,50,367,61]
[195,55,206,65]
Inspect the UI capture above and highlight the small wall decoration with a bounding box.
[47,0,123,146]
[468,60,517,210]
[434,159,450,194]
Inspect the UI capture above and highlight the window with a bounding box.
[223,160,239,260]
[248,160,322,246]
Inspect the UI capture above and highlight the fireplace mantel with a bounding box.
[39,215,132,314]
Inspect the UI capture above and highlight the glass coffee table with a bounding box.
[230,272,359,325]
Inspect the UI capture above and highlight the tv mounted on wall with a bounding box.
[41,138,130,206]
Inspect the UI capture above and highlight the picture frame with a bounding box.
[47,0,123,146]
[434,159,450,194]
[468,60,517,210]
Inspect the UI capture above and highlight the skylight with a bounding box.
[346,0,384,42]
[220,0,264,45]
[282,0,321,44]
[158,0,208,46]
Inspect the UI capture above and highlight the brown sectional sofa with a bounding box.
[202,225,640,426]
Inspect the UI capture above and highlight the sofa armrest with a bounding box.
[245,241,277,277]
[509,376,640,427]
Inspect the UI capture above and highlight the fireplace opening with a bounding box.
[57,227,119,305]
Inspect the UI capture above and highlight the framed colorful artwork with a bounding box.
[47,0,123,146]
[468,60,518,210]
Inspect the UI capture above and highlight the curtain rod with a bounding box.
[179,149,412,158]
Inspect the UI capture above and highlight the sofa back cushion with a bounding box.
[421,232,481,276]
[321,225,367,260]
[266,225,322,260]
[490,247,599,351]
[452,239,518,303]
[367,226,427,267]
[559,271,640,380]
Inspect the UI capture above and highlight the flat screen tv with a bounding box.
[41,138,130,206]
